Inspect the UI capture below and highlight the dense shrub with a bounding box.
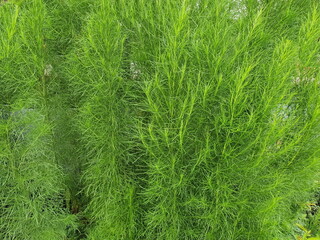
[1,0,320,239]
[0,1,76,239]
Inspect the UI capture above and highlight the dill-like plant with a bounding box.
[0,1,76,239]
[66,0,320,239]
[1,0,320,239]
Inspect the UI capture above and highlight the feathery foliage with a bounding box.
[0,1,76,239]
[1,0,320,239]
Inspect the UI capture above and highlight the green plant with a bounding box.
[1,0,320,239]
[65,0,320,239]
[0,1,77,239]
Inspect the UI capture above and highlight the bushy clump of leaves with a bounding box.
[1,0,320,239]
[0,1,76,239]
